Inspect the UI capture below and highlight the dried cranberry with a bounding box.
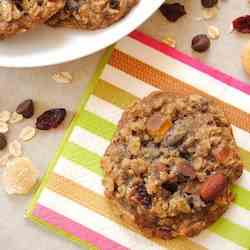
[36,108,66,130]
[233,15,250,33]
[133,184,152,209]
[160,3,186,22]
[201,0,218,8]
[16,99,34,118]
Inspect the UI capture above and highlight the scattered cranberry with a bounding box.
[233,15,250,33]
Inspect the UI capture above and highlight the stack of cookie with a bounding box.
[0,0,139,39]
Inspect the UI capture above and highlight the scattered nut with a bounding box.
[0,133,7,150]
[19,126,36,141]
[202,7,218,20]
[8,140,22,157]
[241,41,250,75]
[192,34,211,53]
[207,25,220,39]
[52,72,73,84]
[9,112,23,124]
[16,99,34,118]
[162,37,177,48]
[0,153,11,168]
[0,111,11,122]
[0,122,8,133]
[2,157,39,194]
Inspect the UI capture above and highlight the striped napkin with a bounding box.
[26,30,250,250]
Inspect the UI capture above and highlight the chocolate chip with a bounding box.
[16,99,34,118]
[201,0,218,8]
[0,133,7,150]
[191,34,210,53]
[160,3,186,22]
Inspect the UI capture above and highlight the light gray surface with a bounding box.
[0,1,249,250]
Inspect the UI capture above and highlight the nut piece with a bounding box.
[0,133,7,150]
[0,153,11,168]
[146,113,172,137]
[19,126,36,141]
[2,157,39,194]
[162,36,177,48]
[16,99,34,118]
[176,163,196,179]
[207,25,220,40]
[0,121,8,133]
[52,72,73,84]
[192,34,211,53]
[8,140,22,157]
[9,112,23,124]
[242,41,250,75]
[0,111,11,122]
[200,174,227,202]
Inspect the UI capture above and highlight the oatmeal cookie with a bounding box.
[101,91,243,239]
[0,0,65,39]
[47,0,138,30]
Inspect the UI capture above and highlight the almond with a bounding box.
[177,163,196,179]
[200,174,227,202]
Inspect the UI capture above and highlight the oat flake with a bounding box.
[9,112,23,124]
[162,37,177,48]
[52,72,73,84]
[0,111,11,122]
[19,126,36,141]
[208,25,220,40]
[0,153,11,167]
[9,140,22,157]
[0,122,8,133]
[202,7,218,20]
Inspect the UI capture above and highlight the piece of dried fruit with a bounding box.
[132,184,152,209]
[160,3,186,22]
[200,174,227,202]
[36,108,66,130]
[0,121,8,133]
[0,133,7,150]
[212,146,235,164]
[176,163,196,179]
[0,153,11,167]
[0,110,11,122]
[19,126,36,141]
[242,41,250,75]
[52,72,73,83]
[9,112,23,124]
[207,25,220,40]
[192,34,210,53]
[2,157,39,194]
[146,113,172,137]
[201,0,218,8]
[16,99,34,118]
[8,140,22,157]
[233,15,250,33]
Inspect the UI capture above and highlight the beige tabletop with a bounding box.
[0,1,249,250]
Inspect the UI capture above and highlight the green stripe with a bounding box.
[210,217,250,249]
[232,184,250,211]
[62,142,103,177]
[239,148,250,172]
[94,79,138,109]
[76,110,116,141]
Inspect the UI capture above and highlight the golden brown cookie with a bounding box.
[101,91,243,239]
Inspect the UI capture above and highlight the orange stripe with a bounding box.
[109,49,250,133]
[47,173,205,250]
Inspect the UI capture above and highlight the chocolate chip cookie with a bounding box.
[47,0,138,30]
[0,0,65,39]
[101,92,243,239]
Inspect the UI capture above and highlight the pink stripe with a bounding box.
[129,30,250,95]
[33,204,128,250]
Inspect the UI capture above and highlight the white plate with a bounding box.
[0,0,164,68]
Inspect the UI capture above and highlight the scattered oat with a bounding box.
[8,140,22,157]
[0,111,11,122]
[195,17,203,22]
[19,126,36,141]
[0,153,11,168]
[2,157,39,194]
[208,25,220,39]
[52,72,73,84]
[9,112,23,124]
[202,7,218,20]
[162,36,177,48]
[0,122,8,133]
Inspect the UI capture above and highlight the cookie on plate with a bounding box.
[101,91,243,239]
[47,0,138,30]
[0,0,65,39]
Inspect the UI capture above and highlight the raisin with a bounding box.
[16,99,34,118]
[110,0,119,9]
[201,0,218,8]
[191,34,210,53]
[233,15,250,33]
[134,184,152,209]
[160,3,186,22]
[36,108,66,130]
[162,182,178,194]
[0,133,7,150]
